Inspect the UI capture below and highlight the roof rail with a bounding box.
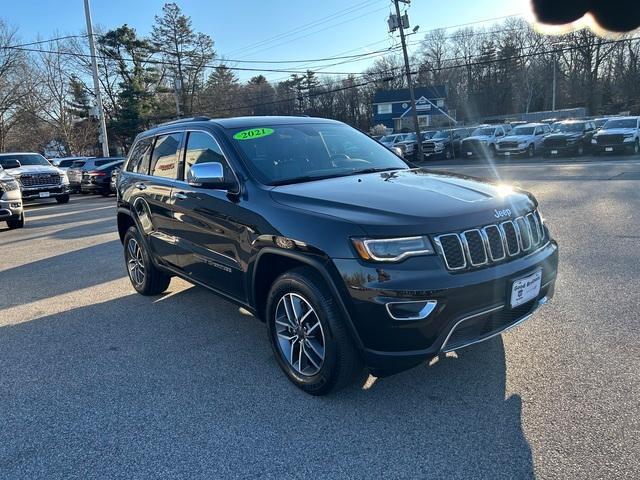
[154,116,210,127]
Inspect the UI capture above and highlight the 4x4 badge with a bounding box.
[494,208,512,219]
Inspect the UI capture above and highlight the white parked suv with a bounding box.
[0,153,70,204]
[0,165,24,229]
[460,124,510,158]
[591,117,640,155]
[495,123,551,158]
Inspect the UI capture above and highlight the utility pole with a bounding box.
[552,57,556,112]
[391,0,423,160]
[84,0,109,157]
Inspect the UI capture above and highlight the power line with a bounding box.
[2,44,381,76]
[209,35,640,114]
[223,0,385,57]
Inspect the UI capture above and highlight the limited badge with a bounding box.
[233,128,274,140]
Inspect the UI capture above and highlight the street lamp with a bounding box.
[551,41,566,112]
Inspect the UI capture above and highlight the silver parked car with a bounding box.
[0,164,24,229]
[0,153,70,204]
[495,123,551,158]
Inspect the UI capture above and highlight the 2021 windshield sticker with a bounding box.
[233,128,274,140]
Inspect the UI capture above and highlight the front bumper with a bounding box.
[461,143,492,158]
[21,185,69,201]
[496,147,528,156]
[592,142,635,153]
[542,143,581,156]
[0,196,23,220]
[333,240,558,374]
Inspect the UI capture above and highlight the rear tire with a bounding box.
[266,267,363,395]
[7,213,25,229]
[123,226,171,296]
[632,140,639,156]
[56,194,70,204]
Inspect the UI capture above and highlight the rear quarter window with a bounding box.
[126,138,153,174]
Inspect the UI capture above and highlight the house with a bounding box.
[372,86,450,132]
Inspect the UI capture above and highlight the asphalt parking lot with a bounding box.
[1,155,639,479]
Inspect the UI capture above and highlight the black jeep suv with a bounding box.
[116,116,558,395]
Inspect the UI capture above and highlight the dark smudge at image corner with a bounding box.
[531,0,640,32]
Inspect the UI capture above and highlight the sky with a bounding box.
[1,0,533,82]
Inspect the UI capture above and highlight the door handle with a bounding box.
[135,182,147,191]
[173,191,187,200]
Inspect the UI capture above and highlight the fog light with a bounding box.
[386,300,437,321]
[10,202,21,208]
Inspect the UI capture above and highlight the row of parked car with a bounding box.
[376,116,640,160]
[0,152,124,230]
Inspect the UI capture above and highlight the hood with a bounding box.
[5,164,63,177]
[0,169,15,181]
[424,137,451,145]
[269,169,535,236]
[464,135,493,142]
[595,128,636,136]
[499,134,534,143]
[545,132,582,140]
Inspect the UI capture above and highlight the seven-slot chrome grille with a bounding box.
[433,211,545,271]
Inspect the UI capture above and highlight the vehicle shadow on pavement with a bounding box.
[0,283,533,479]
[0,240,123,309]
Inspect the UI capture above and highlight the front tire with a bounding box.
[7,213,25,229]
[123,226,171,296]
[527,144,535,158]
[266,267,363,395]
[56,194,70,204]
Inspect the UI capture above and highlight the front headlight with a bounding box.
[481,140,488,145]
[352,236,435,262]
[591,138,597,144]
[518,142,528,148]
[0,179,20,191]
[60,172,69,185]
[623,133,634,140]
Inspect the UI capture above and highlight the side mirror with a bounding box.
[187,162,229,189]
[1,159,21,169]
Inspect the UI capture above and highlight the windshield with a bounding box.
[512,127,535,136]
[472,127,496,136]
[552,123,584,133]
[603,119,637,129]
[229,123,408,185]
[432,131,452,139]
[0,154,50,167]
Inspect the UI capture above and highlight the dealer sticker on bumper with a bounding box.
[510,270,542,308]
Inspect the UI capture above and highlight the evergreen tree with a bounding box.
[151,3,215,116]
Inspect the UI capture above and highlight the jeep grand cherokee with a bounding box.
[116,116,558,395]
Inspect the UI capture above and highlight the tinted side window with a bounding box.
[126,138,153,174]
[71,161,86,168]
[150,133,182,179]
[184,131,233,184]
[95,159,114,167]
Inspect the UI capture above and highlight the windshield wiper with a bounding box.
[270,167,403,186]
